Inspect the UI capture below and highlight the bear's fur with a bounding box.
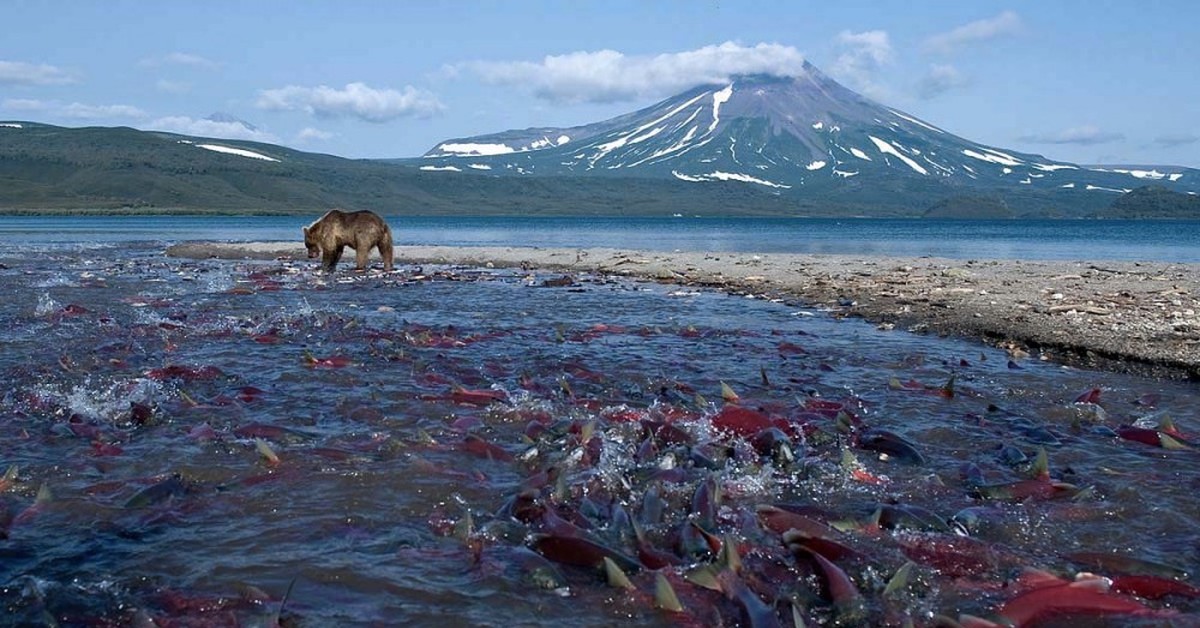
[302,209,395,272]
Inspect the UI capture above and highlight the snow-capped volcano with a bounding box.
[416,62,1195,200]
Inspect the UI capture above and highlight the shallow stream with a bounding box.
[0,243,1196,626]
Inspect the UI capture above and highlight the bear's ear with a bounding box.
[302,226,309,235]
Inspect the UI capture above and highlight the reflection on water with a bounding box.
[0,243,1197,626]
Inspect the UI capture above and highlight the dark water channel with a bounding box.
[0,243,1196,626]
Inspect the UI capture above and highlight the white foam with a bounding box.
[420,165,461,172]
[436,142,514,156]
[832,169,858,178]
[196,144,279,162]
[1060,183,1075,188]
[850,147,871,161]
[868,136,927,175]
[812,121,824,130]
[805,160,827,171]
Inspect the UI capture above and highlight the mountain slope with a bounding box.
[412,62,1198,211]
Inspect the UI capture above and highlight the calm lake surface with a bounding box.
[0,215,1198,261]
[0,219,1197,626]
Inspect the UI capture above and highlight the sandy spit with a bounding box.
[165,242,1200,380]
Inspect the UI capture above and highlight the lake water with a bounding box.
[0,215,1198,262]
[0,219,1197,626]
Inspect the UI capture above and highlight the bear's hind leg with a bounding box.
[355,245,370,272]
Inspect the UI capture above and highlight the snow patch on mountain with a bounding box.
[1032,163,1077,172]
[889,109,944,134]
[1103,168,1167,180]
[673,170,790,188]
[0,123,22,129]
[529,135,571,149]
[196,144,279,162]
[436,142,515,156]
[708,84,733,134]
[868,136,927,175]
[962,148,1022,167]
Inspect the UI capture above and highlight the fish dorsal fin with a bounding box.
[654,572,685,612]
[1029,447,1050,481]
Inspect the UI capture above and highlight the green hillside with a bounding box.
[0,122,1194,218]
[0,123,825,216]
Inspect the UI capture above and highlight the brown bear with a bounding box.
[302,209,395,272]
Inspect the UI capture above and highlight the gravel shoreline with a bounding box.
[166,242,1200,381]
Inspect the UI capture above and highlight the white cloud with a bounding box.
[829,30,893,100]
[1019,125,1125,145]
[139,52,218,70]
[0,60,75,85]
[452,41,807,104]
[296,127,334,142]
[60,102,148,119]
[924,11,1023,54]
[256,82,444,122]
[1153,133,1198,148]
[917,64,969,99]
[146,116,279,143]
[2,98,146,119]
[2,98,48,112]
[156,79,192,94]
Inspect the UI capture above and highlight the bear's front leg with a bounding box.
[323,246,344,272]
[355,246,370,272]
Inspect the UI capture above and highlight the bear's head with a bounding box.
[302,226,321,259]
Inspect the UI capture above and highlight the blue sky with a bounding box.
[2,1,1197,167]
